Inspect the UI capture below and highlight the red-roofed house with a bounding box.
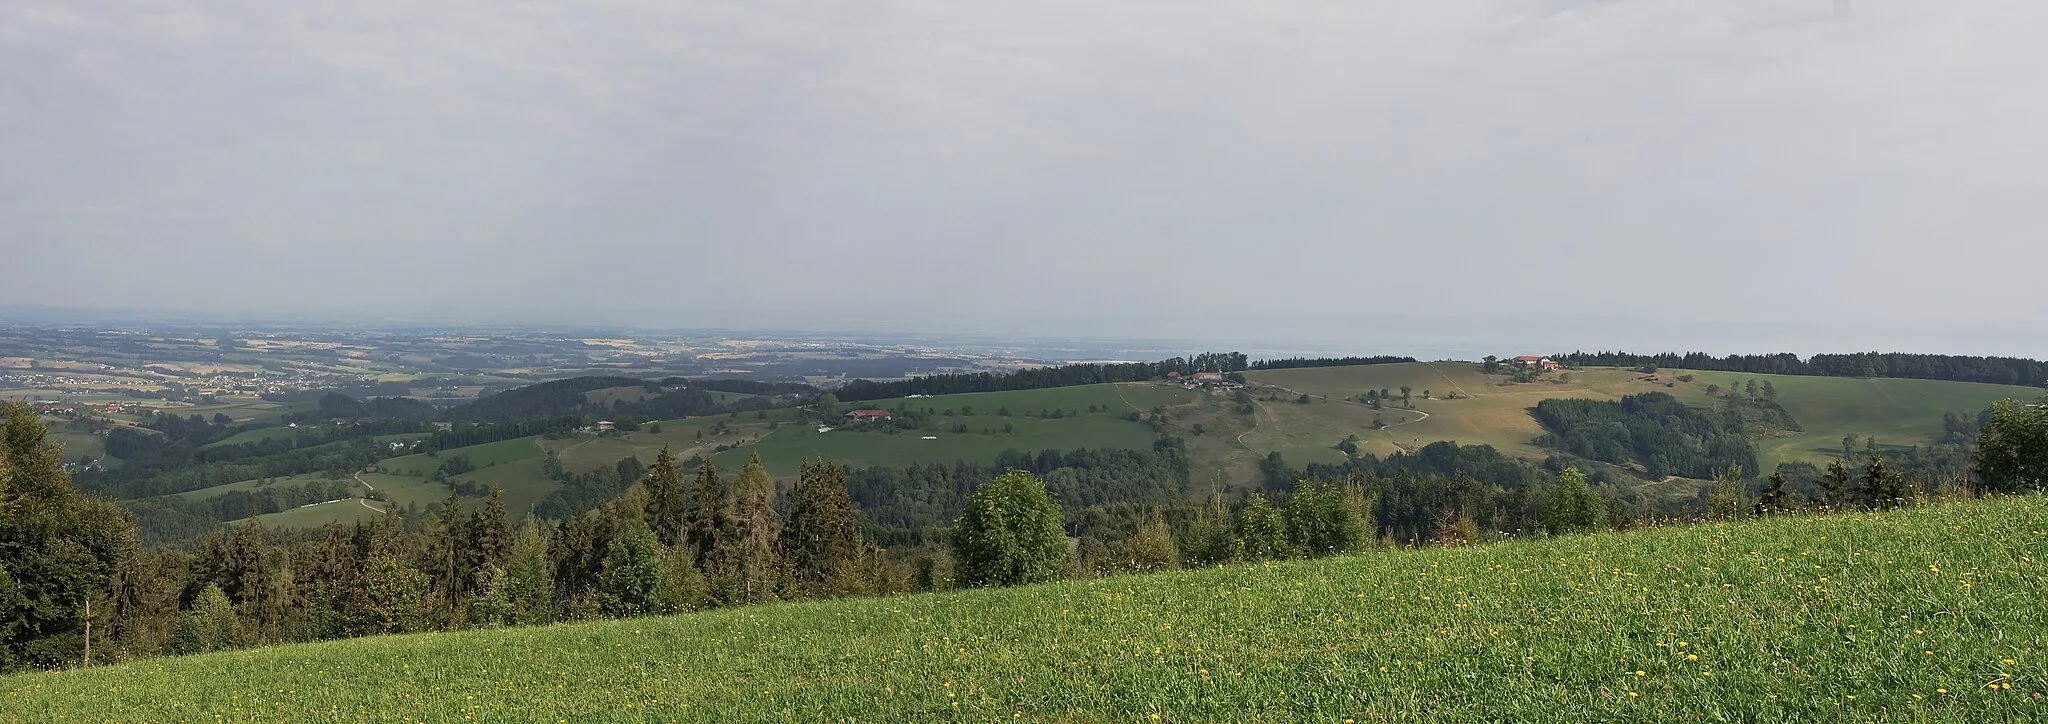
[847,409,893,422]
[1512,356,1561,371]
[1191,372,1224,382]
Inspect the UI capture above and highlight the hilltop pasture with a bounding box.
[11,495,2044,721]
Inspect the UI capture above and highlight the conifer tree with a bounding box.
[1705,466,1748,520]
[1819,459,1855,508]
[686,458,727,566]
[782,459,862,598]
[1861,453,1913,510]
[431,490,468,610]
[501,518,556,626]
[343,552,432,636]
[466,487,513,585]
[1753,469,1792,516]
[951,470,1070,587]
[1183,490,1236,567]
[1127,510,1179,572]
[1233,493,1294,561]
[728,453,781,604]
[641,448,689,548]
[1341,476,1377,547]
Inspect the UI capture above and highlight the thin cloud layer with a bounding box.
[2,1,2041,349]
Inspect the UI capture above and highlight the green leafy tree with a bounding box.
[342,553,432,636]
[1286,482,1361,556]
[169,584,236,655]
[0,403,137,671]
[598,520,665,618]
[1976,396,2048,494]
[1705,467,1748,520]
[1234,493,1294,561]
[1545,468,1607,535]
[951,470,1070,587]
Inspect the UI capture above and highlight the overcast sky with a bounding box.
[3,1,2043,353]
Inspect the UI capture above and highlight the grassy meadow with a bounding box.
[8,495,2044,721]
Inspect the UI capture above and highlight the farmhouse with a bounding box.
[847,409,893,422]
[595,420,615,431]
[1512,356,1561,371]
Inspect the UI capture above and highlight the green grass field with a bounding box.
[10,495,2043,721]
[1241,363,2042,473]
[200,426,305,449]
[169,472,340,501]
[233,498,387,529]
[1667,370,2036,470]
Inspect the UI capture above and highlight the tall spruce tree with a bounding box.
[1820,459,1855,508]
[431,490,469,611]
[641,447,689,548]
[467,488,513,585]
[1183,490,1236,567]
[728,453,781,604]
[685,458,727,566]
[782,459,862,598]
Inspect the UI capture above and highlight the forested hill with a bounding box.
[834,353,1415,401]
[446,376,795,423]
[1556,351,2048,388]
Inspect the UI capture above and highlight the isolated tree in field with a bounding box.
[783,459,862,598]
[1545,468,1607,535]
[1753,469,1792,516]
[1234,493,1293,561]
[1976,395,2048,494]
[1482,355,1500,373]
[728,453,781,604]
[1705,466,1748,521]
[951,470,1070,587]
[641,447,689,548]
[814,393,841,421]
[1706,383,1720,396]
[1400,387,1413,406]
[0,402,137,670]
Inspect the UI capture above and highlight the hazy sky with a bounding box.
[4,1,2043,352]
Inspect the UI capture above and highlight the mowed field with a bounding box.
[1240,363,2041,473]
[12,495,2044,721]
[1668,369,2037,470]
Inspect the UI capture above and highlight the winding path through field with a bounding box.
[351,473,389,513]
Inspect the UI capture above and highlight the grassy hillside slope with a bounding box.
[11,496,2043,721]
[1243,363,2037,471]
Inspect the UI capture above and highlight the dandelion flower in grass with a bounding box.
[1686,654,1698,662]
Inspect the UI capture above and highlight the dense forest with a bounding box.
[833,353,1252,401]
[1531,393,1760,480]
[1554,351,2048,388]
[1245,355,1416,371]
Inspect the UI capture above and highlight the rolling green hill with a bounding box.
[12,495,2043,721]
[207,364,2031,531]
